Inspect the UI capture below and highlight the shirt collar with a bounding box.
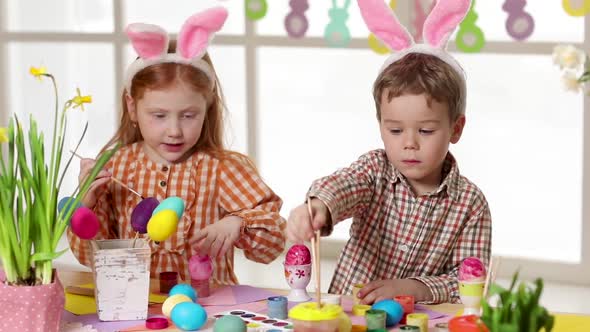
[386,152,461,201]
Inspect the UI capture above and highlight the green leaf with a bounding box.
[31,248,68,263]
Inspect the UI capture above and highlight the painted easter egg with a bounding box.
[171,302,207,331]
[70,207,99,239]
[57,196,82,222]
[214,315,246,332]
[372,299,404,327]
[189,254,213,281]
[459,257,486,282]
[153,196,184,220]
[130,197,159,234]
[162,294,192,318]
[147,210,178,242]
[285,244,311,265]
[168,283,197,302]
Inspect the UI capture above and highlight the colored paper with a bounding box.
[61,311,144,332]
[65,283,167,315]
[198,285,279,306]
[553,313,590,332]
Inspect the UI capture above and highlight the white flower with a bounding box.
[553,44,585,70]
[561,71,582,92]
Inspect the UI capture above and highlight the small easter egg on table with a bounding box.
[372,299,404,327]
[58,196,82,219]
[214,315,246,332]
[162,294,193,318]
[153,196,185,219]
[147,209,178,242]
[130,197,159,233]
[168,284,197,302]
[70,207,99,239]
[171,302,207,331]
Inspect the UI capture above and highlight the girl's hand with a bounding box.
[357,279,433,304]
[79,158,111,209]
[286,198,330,244]
[191,216,243,258]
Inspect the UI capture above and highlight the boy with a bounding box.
[286,0,491,304]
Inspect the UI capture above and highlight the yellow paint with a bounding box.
[553,313,590,332]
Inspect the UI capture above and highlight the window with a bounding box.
[1,0,588,284]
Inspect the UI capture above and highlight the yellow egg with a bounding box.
[147,209,179,242]
[162,294,192,318]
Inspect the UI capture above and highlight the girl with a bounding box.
[68,7,286,285]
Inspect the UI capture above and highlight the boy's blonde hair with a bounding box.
[372,52,466,122]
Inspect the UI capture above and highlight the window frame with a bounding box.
[0,0,587,285]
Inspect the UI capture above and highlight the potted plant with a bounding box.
[0,67,118,332]
[479,271,555,332]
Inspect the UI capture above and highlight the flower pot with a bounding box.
[91,238,151,321]
[0,270,65,332]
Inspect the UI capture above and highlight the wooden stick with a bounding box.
[307,198,322,308]
[483,256,501,298]
[70,149,144,199]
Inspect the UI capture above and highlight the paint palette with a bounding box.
[213,310,294,331]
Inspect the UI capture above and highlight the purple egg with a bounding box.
[131,197,159,233]
[70,207,99,240]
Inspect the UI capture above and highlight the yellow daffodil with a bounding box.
[72,88,92,111]
[29,66,47,81]
[0,127,8,143]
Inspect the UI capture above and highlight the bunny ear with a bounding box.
[357,0,413,52]
[177,6,228,59]
[125,23,169,60]
[423,0,472,48]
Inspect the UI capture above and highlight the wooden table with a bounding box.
[59,270,462,331]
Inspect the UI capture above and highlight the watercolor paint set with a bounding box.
[213,309,294,331]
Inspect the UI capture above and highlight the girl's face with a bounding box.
[127,82,207,164]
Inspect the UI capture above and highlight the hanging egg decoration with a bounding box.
[324,0,352,47]
[285,0,309,38]
[130,197,159,234]
[455,0,486,53]
[70,206,100,239]
[245,0,268,21]
[503,0,535,41]
[562,0,590,17]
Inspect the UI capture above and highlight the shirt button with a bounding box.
[162,166,169,172]
[160,180,167,187]
[399,244,409,252]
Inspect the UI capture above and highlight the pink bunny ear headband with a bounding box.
[357,0,471,114]
[124,6,228,92]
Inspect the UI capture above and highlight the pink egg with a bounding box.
[70,206,99,239]
[131,197,159,234]
[189,255,212,281]
[285,244,311,265]
[459,257,486,281]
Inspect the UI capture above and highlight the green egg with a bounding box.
[214,315,246,332]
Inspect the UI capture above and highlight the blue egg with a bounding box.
[169,283,197,302]
[372,299,404,327]
[171,302,207,331]
[153,197,185,219]
[58,196,82,221]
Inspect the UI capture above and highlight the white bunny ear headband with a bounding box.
[124,6,228,92]
[357,0,471,112]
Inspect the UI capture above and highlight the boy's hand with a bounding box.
[79,158,111,209]
[191,216,243,258]
[357,279,433,304]
[286,198,331,243]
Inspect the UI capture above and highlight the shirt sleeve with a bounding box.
[410,200,492,304]
[308,150,381,235]
[67,165,118,268]
[218,155,286,264]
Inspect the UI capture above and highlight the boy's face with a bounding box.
[379,92,465,194]
[127,83,207,164]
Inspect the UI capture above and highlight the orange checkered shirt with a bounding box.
[68,142,286,284]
